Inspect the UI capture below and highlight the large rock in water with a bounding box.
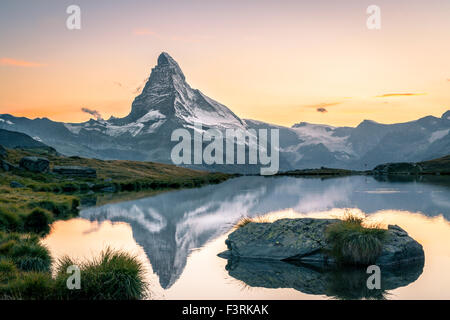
[221,218,424,267]
[53,166,97,178]
[19,156,50,173]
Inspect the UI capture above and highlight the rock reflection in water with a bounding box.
[222,257,424,300]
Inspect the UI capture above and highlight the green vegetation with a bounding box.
[3,148,231,194]
[0,146,232,299]
[325,213,387,265]
[0,232,52,273]
[0,185,79,235]
[0,234,147,300]
[54,248,147,300]
[0,146,231,235]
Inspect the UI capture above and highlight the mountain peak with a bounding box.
[155,52,185,80]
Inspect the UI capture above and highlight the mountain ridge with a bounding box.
[1,52,449,172]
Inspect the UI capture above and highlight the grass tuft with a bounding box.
[325,212,387,265]
[234,216,270,229]
[54,247,148,300]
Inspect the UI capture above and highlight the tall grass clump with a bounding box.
[0,231,52,272]
[54,248,147,300]
[325,213,387,265]
[0,208,21,232]
[23,208,53,235]
[1,272,55,300]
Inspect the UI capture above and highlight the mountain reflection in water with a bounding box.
[73,176,450,292]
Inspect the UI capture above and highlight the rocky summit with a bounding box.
[220,218,424,267]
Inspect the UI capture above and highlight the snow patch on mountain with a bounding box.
[291,122,354,154]
[429,128,450,143]
[0,118,13,125]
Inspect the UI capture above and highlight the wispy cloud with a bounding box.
[81,107,103,120]
[375,93,426,98]
[304,102,342,109]
[0,57,45,67]
[133,28,158,36]
[302,101,342,113]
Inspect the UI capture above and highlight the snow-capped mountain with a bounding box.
[0,52,449,172]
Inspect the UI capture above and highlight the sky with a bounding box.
[0,0,449,127]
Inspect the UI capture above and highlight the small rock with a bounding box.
[101,185,116,193]
[10,181,24,188]
[19,156,50,173]
[53,165,97,178]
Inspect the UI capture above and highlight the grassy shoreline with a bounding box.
[0,147,233,300]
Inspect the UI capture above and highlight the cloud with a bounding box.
[81,108,103,120]
[133,28,157,36]
[375,93,426,98]
[0,58,45,67]
[304,102,342,108]
[303,102,342,112]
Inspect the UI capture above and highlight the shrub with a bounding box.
[0,208,21,232]
[0,259,18,282]
[325,213,386,265]
[54,248,147,300]
[2,272,55,300]
[23,209,53,235]
[0,233,52,272]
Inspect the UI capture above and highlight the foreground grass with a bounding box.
[54,248,147,300]
[0,234,147,300]
[0,147,231,299]
[0,185,79,235]
[325,213,387,265]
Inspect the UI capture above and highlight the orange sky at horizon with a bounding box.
[0,0,449,127]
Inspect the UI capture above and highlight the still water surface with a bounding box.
[43,176,450,299]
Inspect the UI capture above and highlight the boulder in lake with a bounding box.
[19,156,50,173]
[52,166,97,178]
[220,218,424,267]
